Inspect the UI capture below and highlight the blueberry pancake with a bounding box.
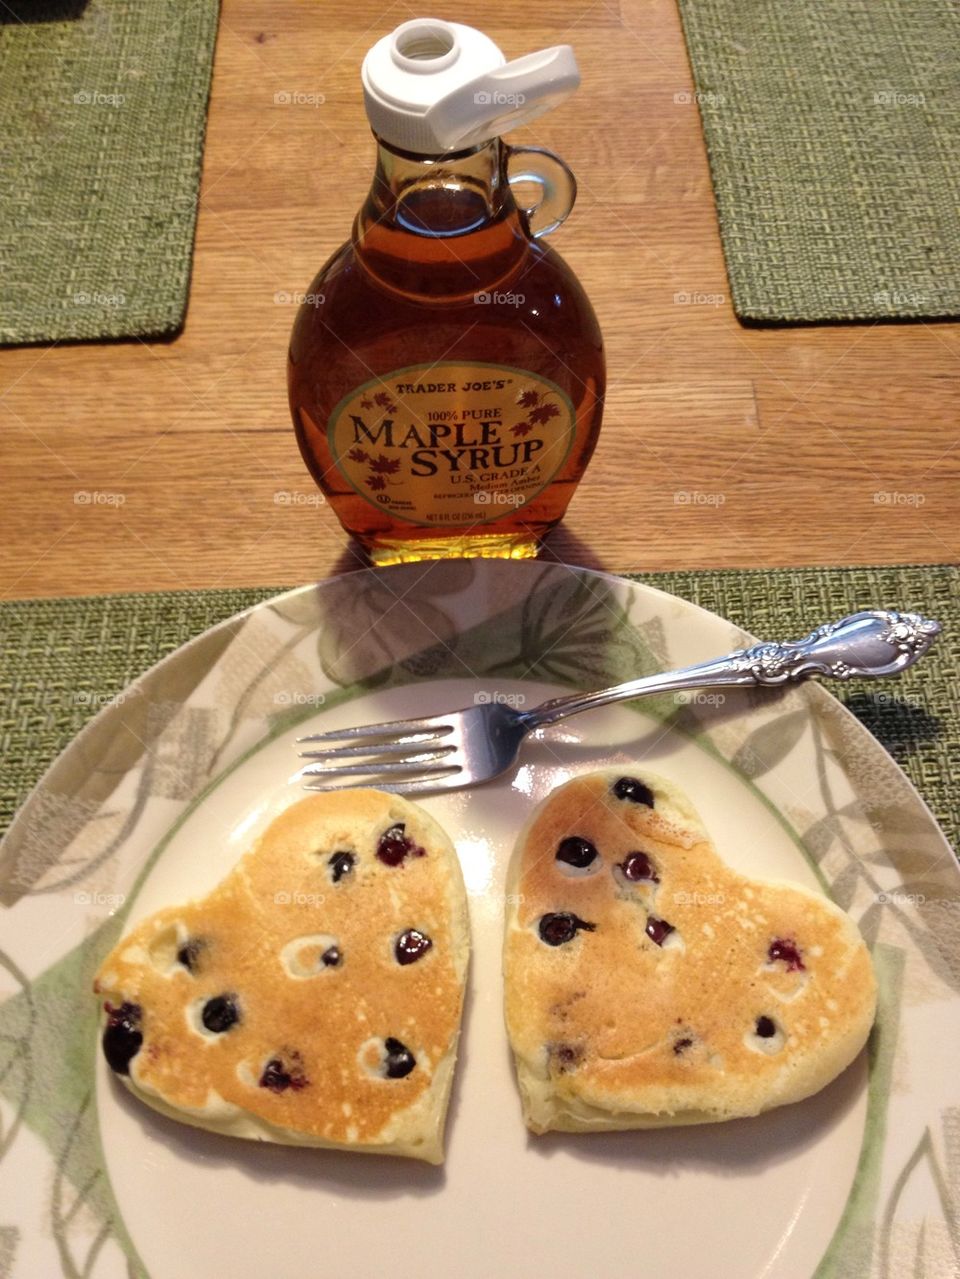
[94,790,469,1163]
[503,769,877,1133]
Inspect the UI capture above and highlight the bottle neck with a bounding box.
[353,135,530,301]
[367,136,510,232]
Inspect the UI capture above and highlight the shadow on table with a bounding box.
[841,691,941,765]
[540,525,608,573]
[1,0,89,23]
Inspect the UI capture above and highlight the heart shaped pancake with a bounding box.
[503,769,876,1132]
[94,790,469,1163]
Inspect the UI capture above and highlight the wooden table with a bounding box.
[2,0,958,601]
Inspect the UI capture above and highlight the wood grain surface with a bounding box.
[2,0,958,601]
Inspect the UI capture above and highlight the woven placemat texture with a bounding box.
[0,0,220,345]
[0,566,956,850]
[675,0,960,322]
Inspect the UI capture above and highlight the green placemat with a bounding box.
[0,564,956,850]
[0,0,220,345]
[676,0,960,322]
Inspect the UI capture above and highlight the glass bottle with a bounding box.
[287,19,605,564]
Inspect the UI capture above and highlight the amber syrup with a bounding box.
[288,137,604,564]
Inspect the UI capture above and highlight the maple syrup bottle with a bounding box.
[288,19,605,564]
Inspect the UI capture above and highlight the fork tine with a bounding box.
[301,758,462,779]
[297,719,452,744]
[299,741,457,761]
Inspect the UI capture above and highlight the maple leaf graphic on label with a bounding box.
[366,475,387,492]
[360,398,374,410]
[528,401,560,426]
[369,454,401,475]
[517,388,541,408]
[373,391,397,412]
[348,447,370,463]
[511,420,533,438]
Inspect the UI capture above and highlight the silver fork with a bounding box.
[297,609,941,795]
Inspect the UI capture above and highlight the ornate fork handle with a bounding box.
[729,609,942,684]
[523,610,942,730]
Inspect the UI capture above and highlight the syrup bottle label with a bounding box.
[326,361,576,526]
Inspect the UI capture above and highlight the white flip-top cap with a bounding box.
[361,18,579,154]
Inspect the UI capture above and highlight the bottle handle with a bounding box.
[505,145,576,240]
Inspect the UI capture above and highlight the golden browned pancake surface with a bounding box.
[94,790,469,1162]
[503,769,877,1132]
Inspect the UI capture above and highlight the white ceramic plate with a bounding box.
[0,561,957,1279]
